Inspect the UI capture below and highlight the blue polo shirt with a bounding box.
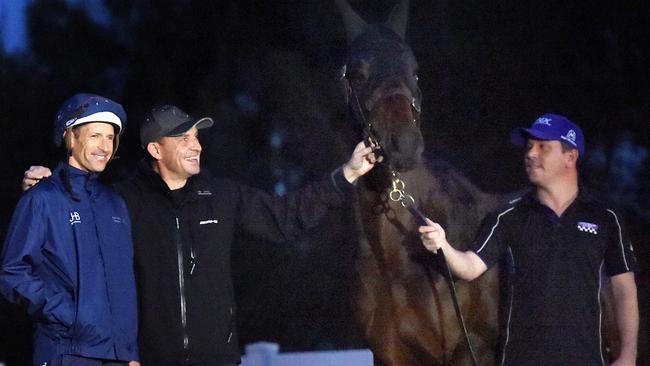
[471,190,637,366]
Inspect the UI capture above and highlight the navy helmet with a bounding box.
[54,93,127,147]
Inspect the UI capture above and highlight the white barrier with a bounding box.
[241,342,373,366]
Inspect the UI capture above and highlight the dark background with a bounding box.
[1,0,648,364]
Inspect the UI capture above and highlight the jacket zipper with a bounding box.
[175,217,190,360]
[226,306,234,343]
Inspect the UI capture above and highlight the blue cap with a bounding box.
[53,93,127,147]
[510,113,585,155]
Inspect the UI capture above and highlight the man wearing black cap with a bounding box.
[2,94,139,366]
[24,104,379,366]
[418,114,638,365]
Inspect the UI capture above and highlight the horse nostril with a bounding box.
[389,133,400,151]
[385,80,402,90]
[392,130,423,154]
[389,131,411,151]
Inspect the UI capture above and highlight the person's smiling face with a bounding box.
[67,122,115,173]
[154,127,203,183]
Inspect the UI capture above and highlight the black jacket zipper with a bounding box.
[175,216,190,360]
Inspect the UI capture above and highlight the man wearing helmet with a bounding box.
[0,94,139,366]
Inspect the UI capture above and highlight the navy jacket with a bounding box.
[0,163,138,365]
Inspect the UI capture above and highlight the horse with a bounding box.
[335,1,502,364]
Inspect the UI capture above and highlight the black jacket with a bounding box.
[116,162,353,365]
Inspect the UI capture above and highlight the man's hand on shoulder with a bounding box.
[22,165,52,191]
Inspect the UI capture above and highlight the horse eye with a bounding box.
[348,71,367,87]
[339,65,347,80]
[414,74,419,82]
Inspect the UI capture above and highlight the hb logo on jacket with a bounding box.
[69,212,81,225]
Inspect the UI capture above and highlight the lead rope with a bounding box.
[388,174,480,366]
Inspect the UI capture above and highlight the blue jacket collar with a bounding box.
[54,161,101,199]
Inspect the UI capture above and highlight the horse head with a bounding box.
[337,0,424,173]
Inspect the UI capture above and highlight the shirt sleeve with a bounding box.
[0,191,76,328]
[469,206,514,269]
[603,209,638,276]
[234,167,355,244]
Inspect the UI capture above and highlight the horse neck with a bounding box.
[355,164,435,260]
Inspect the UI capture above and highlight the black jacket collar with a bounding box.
[135,159,215,205]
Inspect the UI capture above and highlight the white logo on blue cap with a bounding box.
[566,130,576,142]
[534,117,552,126]
[561,129,577,146]
[65,118,78,128]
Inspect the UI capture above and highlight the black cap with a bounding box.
[140,105,213,148]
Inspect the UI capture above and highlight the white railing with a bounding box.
[241,342,373,366]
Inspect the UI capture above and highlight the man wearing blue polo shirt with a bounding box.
[419,114,638,365]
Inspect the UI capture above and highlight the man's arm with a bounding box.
[609,272,638,366]
[235,141,378,243]
[419,218,488,281]
[0,193,75,328]
[22,142,377,189]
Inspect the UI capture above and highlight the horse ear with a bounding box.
[385,0,409,39]
[335,0,367,43]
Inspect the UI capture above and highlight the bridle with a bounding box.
[341,64,481,366]
[340,62,423,209]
